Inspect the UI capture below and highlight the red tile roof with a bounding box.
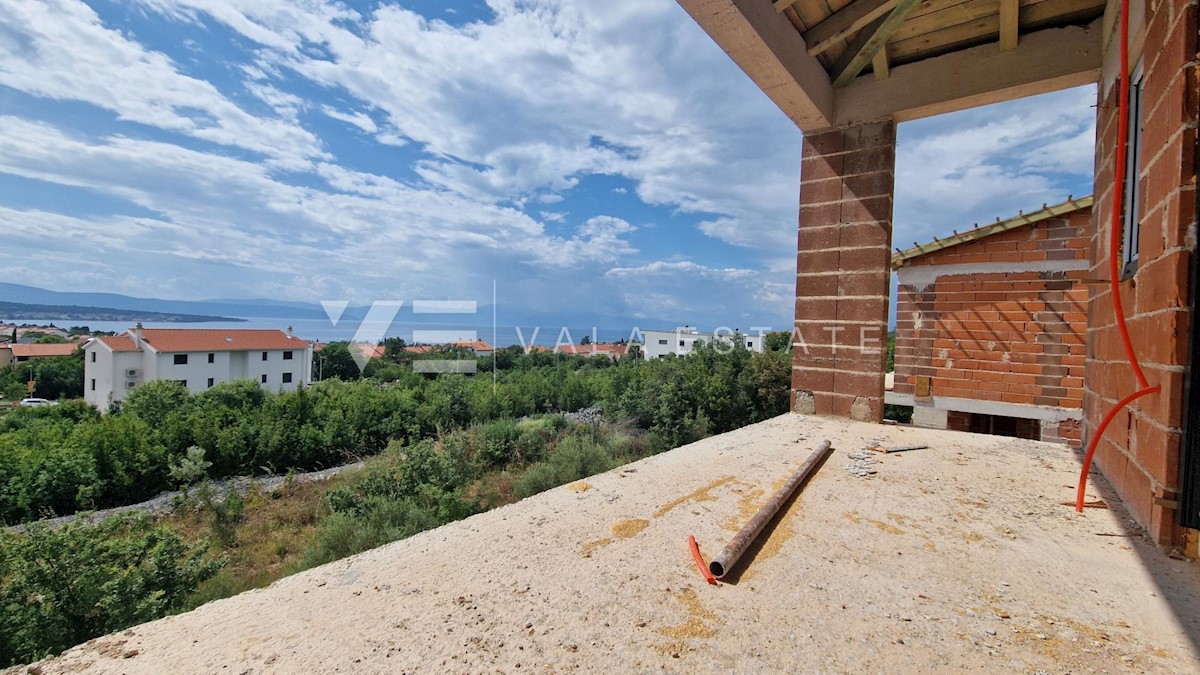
[404,340,492,353]
[98,329,308,353]
[555,343,628,356]
[7,343,78,358]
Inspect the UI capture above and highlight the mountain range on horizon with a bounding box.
[0,283,790,333]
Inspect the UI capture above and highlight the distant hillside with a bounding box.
[0,301,244,323]
[0,283,326,320]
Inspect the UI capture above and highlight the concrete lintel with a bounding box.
[833,19,1103,128]
[678,0,834,130]
[885,392,1083,422]
[895,258,1090,290]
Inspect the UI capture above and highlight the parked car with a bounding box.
[15,398,58,408]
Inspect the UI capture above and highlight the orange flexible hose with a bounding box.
[688,535,717,585]
[1075,0,1162,512]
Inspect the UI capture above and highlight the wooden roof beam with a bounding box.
[802,0,902,56]
[999,0,1019,50]
[830,0,923,87]
[833,19,1102,127]
[677,0,834,130]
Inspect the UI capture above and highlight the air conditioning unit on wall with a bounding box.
[125,369,140,378]
[126,381,137,389]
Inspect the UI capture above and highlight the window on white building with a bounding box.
[90,379,95,391]
[658,339,668,345]
[90,352,96,363]
[283,351,294,360]
[261,374,268,383]
[174,354,188,365]
[262,351,269,361]
[207,377,214,388]
[283,373,293,383]
[208,353,215,363]
[176,379,187,387]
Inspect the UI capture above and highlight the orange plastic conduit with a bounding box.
[1075,0,1162,512]
[688,535,717,585]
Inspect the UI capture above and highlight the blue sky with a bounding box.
[0,0,1097,328]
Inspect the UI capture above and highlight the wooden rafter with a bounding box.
[830,0,922,87]
[999,0,1020,50]
[801,0,902,55]
[773,0,801,12]
[872,44,890,79]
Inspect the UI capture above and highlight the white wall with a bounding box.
[640,330,766,359]
[85,341,314,412]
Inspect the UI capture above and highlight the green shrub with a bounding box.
[514,436,620,499]
[0,515,221,667]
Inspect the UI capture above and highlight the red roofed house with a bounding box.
[554,343,630,359]
[888,197,1092,443]
[83,324,313,412]
[0,342,79,368]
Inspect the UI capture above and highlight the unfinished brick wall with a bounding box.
[1085,0,1197,545]
[893,209,1091,443]
[792,121,895,421]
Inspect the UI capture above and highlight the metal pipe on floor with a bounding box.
[709,439,833,579]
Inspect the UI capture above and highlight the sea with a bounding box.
[2,316,643,348]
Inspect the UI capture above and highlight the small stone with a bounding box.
[123,650,139,659]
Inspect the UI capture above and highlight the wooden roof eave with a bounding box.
[890,195,1094,268]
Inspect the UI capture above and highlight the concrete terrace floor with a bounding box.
[18,414,1200,673]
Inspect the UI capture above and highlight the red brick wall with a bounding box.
[792,121,895,421]
[1085,0,1198,544]
[893,209,1090,443]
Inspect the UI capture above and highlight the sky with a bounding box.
[0,0,1098,328]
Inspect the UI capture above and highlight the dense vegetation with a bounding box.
[0,351,84,402]
[0,341,788,524]
[0,515,220,666]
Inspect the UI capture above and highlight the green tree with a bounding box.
[315,342,361,380]
[0,515,221,667]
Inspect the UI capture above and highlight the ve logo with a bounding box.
[319,299,482,371]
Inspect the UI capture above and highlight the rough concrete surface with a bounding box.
[15,414,1200,673]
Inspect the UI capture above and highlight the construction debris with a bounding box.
[868,444,928,454]
[845,451,878,478]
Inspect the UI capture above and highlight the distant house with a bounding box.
[0,342,79,368]
[83,324,313,412]
[639,328,764,359]
[887,197,1091,444]
[404,340,493,356]
[554,343,629,359]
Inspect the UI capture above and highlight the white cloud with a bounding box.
[320,106,378,133]
[0,0,327,169]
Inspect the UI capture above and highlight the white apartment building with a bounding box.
[83,325,313,412]
[639,327,765,359]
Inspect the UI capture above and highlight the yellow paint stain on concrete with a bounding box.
[612,518,650,539]
[658,587,718,642]
[869,519,905,535]
[567,481,592,493]
[654,476,745,518]
[722,484,766,532]
[658,619,716,640]
[580,538,612,558]
[843,510,904,535]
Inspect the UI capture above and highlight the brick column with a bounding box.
[792,120,896,421]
